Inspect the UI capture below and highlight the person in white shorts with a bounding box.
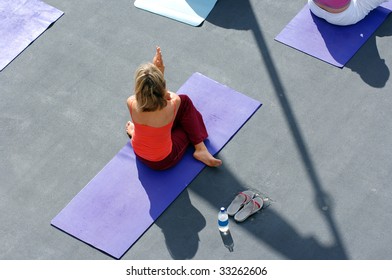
[308,0,390,25]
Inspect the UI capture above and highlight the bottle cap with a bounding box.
[220,207,225,212]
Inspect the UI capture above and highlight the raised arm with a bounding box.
[152,46,165,75]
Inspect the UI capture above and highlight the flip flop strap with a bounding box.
[239,192,251,203]
[253,199,261,210]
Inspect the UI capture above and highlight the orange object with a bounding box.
[130,100,176,161]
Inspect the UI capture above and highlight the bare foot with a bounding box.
[125,121,134,139]
[193,143,222,167]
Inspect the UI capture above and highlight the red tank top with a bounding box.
[130,100,176,161]
[314,0,350,9]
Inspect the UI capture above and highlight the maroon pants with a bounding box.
[136,94,208,170]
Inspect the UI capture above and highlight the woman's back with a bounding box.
[128,94,180,161]
[127,93,179,127]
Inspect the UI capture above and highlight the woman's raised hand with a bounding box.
[153,46,165,75]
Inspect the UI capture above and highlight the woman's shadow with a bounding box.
[135,156,206,260]
[154,188,206,259]
[346,15,392,88]
[311,8,392,88]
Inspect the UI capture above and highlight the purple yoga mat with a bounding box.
[0,0,64,71]
[51,72,261,259]
[275,3,392,68]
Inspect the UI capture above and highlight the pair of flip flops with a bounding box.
[227,190,264,222]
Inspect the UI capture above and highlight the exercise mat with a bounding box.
[134,0,217,26]
[0,0,64,71]
[275,3,392,68]
[51,72,261,259]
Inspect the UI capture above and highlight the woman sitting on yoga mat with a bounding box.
[308,0,389,25]
[125,47,222,170]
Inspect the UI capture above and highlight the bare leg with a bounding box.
[125,121,134,139]
[193,142,222,167]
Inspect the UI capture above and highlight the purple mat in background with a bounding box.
[0,0,64,71]
[51,73,261,259]
[275,3,392,68]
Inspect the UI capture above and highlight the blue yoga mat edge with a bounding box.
[133,0,218,27]
[0,0,65,71]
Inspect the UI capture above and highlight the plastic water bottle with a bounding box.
[218,207,229,232]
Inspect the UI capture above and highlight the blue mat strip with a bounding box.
[275,3,392,67]
[0,0,64,71]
